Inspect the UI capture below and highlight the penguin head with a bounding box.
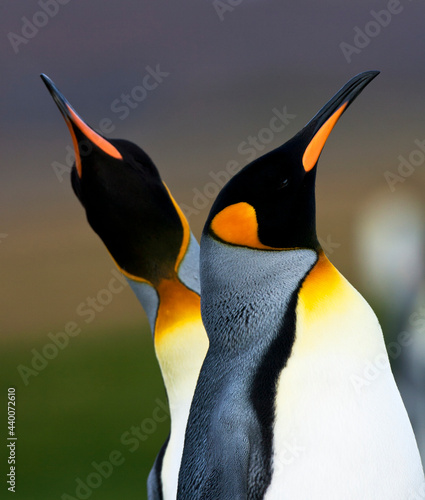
[41,74,189,287]
[204,71,379,251]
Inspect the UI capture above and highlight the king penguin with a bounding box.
[40,74,209,500]
[178,71,425,499]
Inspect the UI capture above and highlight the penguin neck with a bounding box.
[294,250,384,355]
[126,232,207,413]
[153,280,207,500]
[153,277,208,413]
[298,251,342,317]
[128,271,207,418]
[200,234,318,354]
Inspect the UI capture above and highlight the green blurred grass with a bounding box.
[1,323,169,500]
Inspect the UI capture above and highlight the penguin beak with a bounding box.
[40,74,122,178]
[301,70,380,172]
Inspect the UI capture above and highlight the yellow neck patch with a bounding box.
[299,252,342,315]
[302,102,348,172]
[294,251,382,359]
[210,202,277,250]
[154,277,202,348]
[295,251,352,353]
[153,276,208,422]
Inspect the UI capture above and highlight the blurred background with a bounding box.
[1,1,425,498]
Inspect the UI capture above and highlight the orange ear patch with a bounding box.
[210,202,277,250]
[302,102,348,172]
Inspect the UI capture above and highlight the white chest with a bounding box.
[265,262,424,499]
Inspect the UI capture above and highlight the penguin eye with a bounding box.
[277,178,289,190]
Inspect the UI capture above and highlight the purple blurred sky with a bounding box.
[3,0,425,190]
[2,0,425,335]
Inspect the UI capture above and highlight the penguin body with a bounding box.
[266,253,423,499]
[178,71,424,498]
[41,74,209,500]
[191,240,316,498]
